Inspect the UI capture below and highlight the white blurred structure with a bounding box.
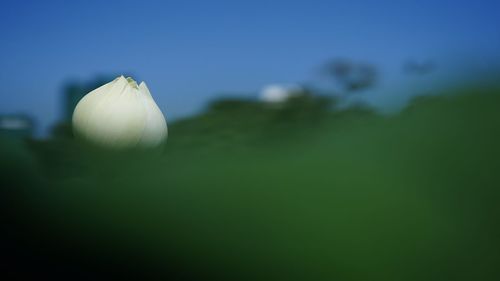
[0,114,35,138]
[259,84,303,103]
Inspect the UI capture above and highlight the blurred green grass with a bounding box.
[2,88,500,280]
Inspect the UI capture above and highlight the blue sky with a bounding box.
[1,0,499,135]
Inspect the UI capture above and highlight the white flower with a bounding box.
[72,76,167,149]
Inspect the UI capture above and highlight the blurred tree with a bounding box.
[167,89,335,149]
[208,98,262,113]
[322,58,378,93]
[207,89,333,122]
[50,122,73,139]
[274,90,333,122]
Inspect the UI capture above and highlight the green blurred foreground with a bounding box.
[1,88,500,280]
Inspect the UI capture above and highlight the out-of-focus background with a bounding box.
[1,0,500,280]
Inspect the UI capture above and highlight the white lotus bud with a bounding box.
[72,76,167,149]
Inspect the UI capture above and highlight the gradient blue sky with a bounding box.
[1,0,499,135]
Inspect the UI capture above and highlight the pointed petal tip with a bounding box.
[139,81,148,89]
[138,81,152,97]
